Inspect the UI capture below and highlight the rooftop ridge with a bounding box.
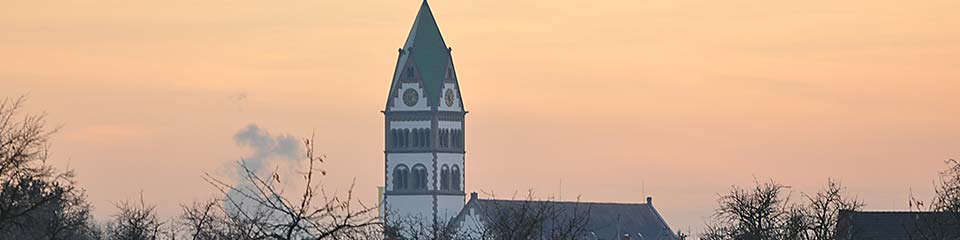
[477,198,652,206]
[843,210,954,214]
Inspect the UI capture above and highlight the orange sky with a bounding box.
[3,0,959,232]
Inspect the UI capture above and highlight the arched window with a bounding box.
[424,129,431,147]
[390,130,395,148]
[420,128,427,147]
[450,130,456,148]
[451,130,459,148]
[451,165,461,191]
[440,129,450,147]
[391,129,400,148]
[420,129,425,147]
[392,165,409,190]
[416,129,423,147]
[414,129,422,147]
[412,165,428,190]
[440,165,450,190]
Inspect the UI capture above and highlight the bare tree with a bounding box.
[704,178,862,240]
[383,213,462,240]
[0,169,99,239]
[0,96,98,239]
[461,191,591,240]
[105,195,164,240]
[930,159,960,217]
[177,199,222,240]
[0,96,58,227]
[803,179,862,240]
[909,159,960,240]
[179,197,277,240]
[704,180,794,240]
[382,191,591,240]
[199,135,381,240]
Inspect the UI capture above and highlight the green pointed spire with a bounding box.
[402,0,451,106]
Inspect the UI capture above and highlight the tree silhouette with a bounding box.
[703,179,861,240]
[0,96,98,239]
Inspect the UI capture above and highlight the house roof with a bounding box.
[454,195,677,240]
[836,210,960,240]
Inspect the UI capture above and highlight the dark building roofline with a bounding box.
[836,210,960,240]
[454,192,677,240]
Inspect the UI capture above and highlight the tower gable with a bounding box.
[385,0,461,110]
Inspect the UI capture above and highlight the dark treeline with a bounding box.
[695,159,960,240]
[0,97,99,239]
[699,179,863,240]
[0,97,383,240]
[1,96,958,240]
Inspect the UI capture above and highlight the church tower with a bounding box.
[383,0,466,227]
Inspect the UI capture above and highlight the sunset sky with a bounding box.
[3,0,959,232]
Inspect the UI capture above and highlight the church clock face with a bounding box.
[402,89,419,106]
[444,89,455,107]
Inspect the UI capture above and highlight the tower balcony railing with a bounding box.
[385,145,465,153]
[384,189,465,196]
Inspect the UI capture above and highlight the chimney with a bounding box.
[470,192,478,200]
[646,196,652,205]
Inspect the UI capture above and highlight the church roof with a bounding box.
[396,0,451,106]
[835,210,960,240]
[454,195,678,240]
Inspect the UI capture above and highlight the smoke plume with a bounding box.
[223,124,304,214]
[233,124,303,173]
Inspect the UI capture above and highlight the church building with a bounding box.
[381,1,676,239]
